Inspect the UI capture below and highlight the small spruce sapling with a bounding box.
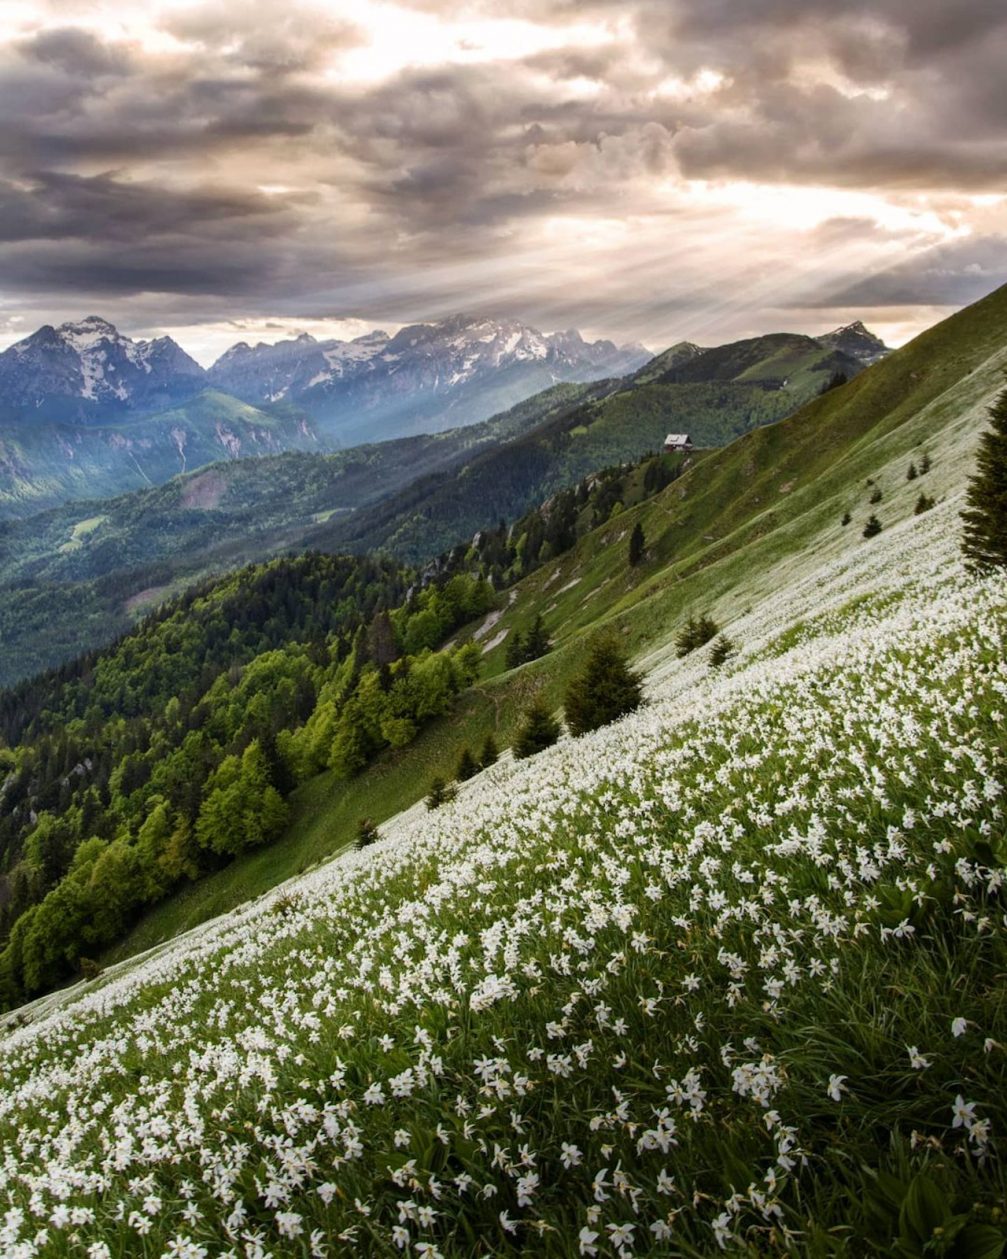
[564,636,643,736]
[841,510,852,526]
[479,733,499,768]
[863,514,883,538]
[425,777,457,810]
[869,485,883,504]
[455,747,479,781]
[709,635,735,667]
[628,521,645,567]
[513,700,561,759]
[675,612,720,657]
[907,462,918,481]
[504,630,525,670]
[914,493,935,515]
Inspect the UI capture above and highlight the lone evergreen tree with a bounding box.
[709,635,735,667]
[869,485,883,504]
[425,777,457,810]
[862,514,882,539]
[564,636,643,736]
[920,452,932,474]
[628,521,645,567]
[455,747,479,781]
[513,700,561,759]
[961,385,1007,571]
[505,630,526,670]
[523,614,551,662]
[907,461,918,481]
[675,612,720,657]
[479,733,499,768]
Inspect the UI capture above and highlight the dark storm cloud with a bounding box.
[0,0,1003,349]
[19,26,132,77]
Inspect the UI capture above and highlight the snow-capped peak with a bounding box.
[0,316,206,415]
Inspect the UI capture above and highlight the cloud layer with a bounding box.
[0,0,1005,358]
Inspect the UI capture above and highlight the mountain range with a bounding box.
[206,314,651,444]
[0,323,884,685]
[0,314,886,519]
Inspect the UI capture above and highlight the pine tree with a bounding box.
[709,635,735,667]
[523,614,551,662]
[479,733,499,768]
[920,452,932,474]
[961,385,1007,571]
[425,777,457,809]
[564,636,643,736]
[907,462,918,481]
[869,485,883,504]
[505,630,526,670]
[862,514,882,539]
[455,747,479,781]
[513,701,561,759]
[675,613,719,657]
[628,521,645,567]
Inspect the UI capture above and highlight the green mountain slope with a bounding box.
[315,333,861,561]
[98,280,1007,961]
[1,289,1006,1255]
[0,389,324,518]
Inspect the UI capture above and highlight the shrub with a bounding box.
[356,817,379,848]
[513,701,561,759]
[870,485,883,504]
[564,637,643,736]
[841,510,852,526]
[676,613,720,657]
[863,514,883,538]
[907,462,918,480]
[709,635,735,667]
[914,493,936,515]
[79,957,103,981]
[920,451,932,473]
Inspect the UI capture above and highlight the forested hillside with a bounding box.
[0,442,693,1007]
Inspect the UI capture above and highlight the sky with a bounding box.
[0,0,1005,365]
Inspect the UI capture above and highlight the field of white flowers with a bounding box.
[1,495,1006,1258]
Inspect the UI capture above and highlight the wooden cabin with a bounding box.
[664,433,693,453]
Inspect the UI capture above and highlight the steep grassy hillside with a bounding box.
[316,334,862,561]
[101,283,1007,966]
[2,326,1006,1254]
